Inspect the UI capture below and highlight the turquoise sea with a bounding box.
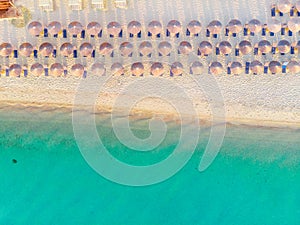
[0,107,300,225]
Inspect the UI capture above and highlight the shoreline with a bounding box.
[0,100,299,130]
[1,72,299,130]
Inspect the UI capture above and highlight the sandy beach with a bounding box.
[0,73,299,128]
[0,0,299,128]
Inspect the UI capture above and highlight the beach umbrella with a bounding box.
[277,40,290,54]
[219,41,232,55]
[0,43,13,56]
[60,43,74,57]
[71,64,85,77]
[139,41,152,56]
[230,62,243,75]
[267,19,281,33]
[187,20,202,35]
[167,20,181,35]
[238,40,252,55]
[199,41,213,55]
[287,60,300,73]
[50,63,64,77]
[178,41,192,55]
[190,61,203,75]
[148,21,162,36]
[127,21,142,35]
[87,22,102,36]
[47,21,62,35]
[79,42,93,57]
[119,42,133,56]
[287,18,300,33]
[19,43,33,57]
[111,63,124,76]
[258,40,272,54]
[9,64,22,77]
[131,62,144,76]
[207,20,222,34]
[158,41,172,56]
[39,42,54,57]
[99,42,113,56]
[68,21,83,35]
[250,60,263,74]
[30,63,44,76]
[227,19,243,34]
[248,19,262,33]
[91,63,106,76]
[151,62,164,76]
[277,0,292,14]
[209,61,223,75]
[269,61,281,74]
[107,21,121,36]
[171,62,184,76]
[27,21,43,36]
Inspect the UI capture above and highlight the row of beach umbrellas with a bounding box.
[0,39,299,57]
[1,60,300,77]
[26,17,300,38]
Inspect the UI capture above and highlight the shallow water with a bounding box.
[0,107,300,225]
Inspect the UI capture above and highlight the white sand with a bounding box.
[0,73,299,128]
[0,0,299,128]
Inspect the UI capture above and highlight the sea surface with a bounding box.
[0,107,300,225]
